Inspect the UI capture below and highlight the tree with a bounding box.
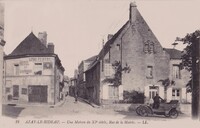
[177,30,200,119]
[102,60,131,86]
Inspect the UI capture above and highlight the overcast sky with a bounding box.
[3,0,200,77]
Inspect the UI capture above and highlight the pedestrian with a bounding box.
[74,89,78,103]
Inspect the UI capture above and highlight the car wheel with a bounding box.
[136,106,142,116]
[140,106,149,117]
[169,109,178,119]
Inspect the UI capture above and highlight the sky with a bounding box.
[3,0,200,77]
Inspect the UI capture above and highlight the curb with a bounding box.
[77,97,100,108]
[50,98,67,108]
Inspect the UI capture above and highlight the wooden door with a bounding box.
[13,85,19,99]
[28,85,47,103]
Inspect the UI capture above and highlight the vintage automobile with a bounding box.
[136,100,180,118]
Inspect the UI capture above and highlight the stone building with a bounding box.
[3,32,65,105]
[85,3,190,105]
[63,75,70,96]
[165,48,191,103]
[77,55,97,98]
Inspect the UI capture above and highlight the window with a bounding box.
[172,65,181,79]
[6,87,10,93]
[172,89,180,97]
[147,66,153,78]
[21,88,27,95]
[149,42,154,53]
[177,90,180,96]
[109,85,118,99]
[104,63,115,77]
[144,41,154,54]
[144,42,149,53]
[172,89,175,96]
[14,64,19,75]
[116,44,121,50]
[34,63,43,75]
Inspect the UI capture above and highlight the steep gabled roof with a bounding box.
[86,21,130,72]
[164,48,182,59]
[85,55,98,62]
[86,3,164,72]
[8,32,50,56]
[98,21,130,60]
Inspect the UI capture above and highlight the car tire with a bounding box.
[169,109,179,119]
[140,106,149,117]
[136,106,142,116]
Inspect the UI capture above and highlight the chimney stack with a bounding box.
[107,34,114,41]
[47,42,54,53]
[38,31,47,46]
[129,2,137,24]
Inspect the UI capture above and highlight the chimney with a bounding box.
[107,34,114,41]
[129,2,137,24]
[38,31,47,46]
[47,42,54,53]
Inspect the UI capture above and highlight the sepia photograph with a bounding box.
[0,0,200,128]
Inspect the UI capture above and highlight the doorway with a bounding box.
[13,85,19,99]
[28,85,47,103]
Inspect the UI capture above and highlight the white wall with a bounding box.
[102,84,123,100]
[102,84,109,99]
[5,57,55,76]
[167,87,172,102]
[118,85,123,100]
[159,85,164,99]
[4,57,57,104]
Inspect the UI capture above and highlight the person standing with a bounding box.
[153,93,163,109]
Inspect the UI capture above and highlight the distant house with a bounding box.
[85,3,190,105]
[69,77,77,97]
[3,32,65,105]
[77,55,97,98]
[165,48,191,103]
[63,75,70,96]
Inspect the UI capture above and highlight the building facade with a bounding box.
[77,55,97,98]
[63,75,70,96]
[85,3,190,105]
[165,49,191,103]
[3,32,64,105]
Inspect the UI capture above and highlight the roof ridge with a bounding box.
[8,32,49,56]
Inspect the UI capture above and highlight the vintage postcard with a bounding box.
[0,0,200,128]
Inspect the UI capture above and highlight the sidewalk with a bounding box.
[3,98,67,108]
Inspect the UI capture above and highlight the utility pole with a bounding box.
[191,37,200,119]
[198,37,200,120]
